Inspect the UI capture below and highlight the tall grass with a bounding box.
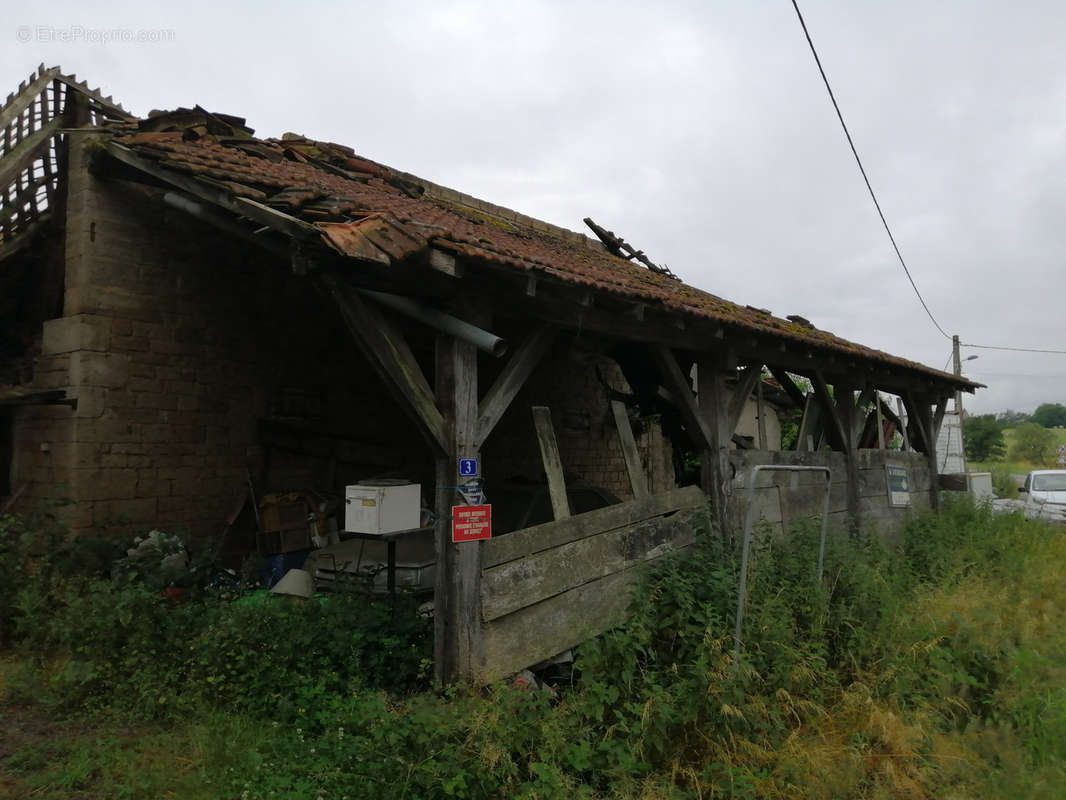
[2,499,1065,798]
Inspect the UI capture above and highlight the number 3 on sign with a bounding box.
[458,458,479,478]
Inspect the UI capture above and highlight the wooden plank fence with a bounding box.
[477,485,709,682]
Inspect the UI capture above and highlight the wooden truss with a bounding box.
[0,64,133,262]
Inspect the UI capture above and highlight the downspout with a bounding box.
[360,289,508,358]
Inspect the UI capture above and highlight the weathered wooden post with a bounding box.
[835,384,861,535]
[434,331,482,684]
[697,358,732,540]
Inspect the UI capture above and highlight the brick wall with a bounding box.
[481,342,675,501]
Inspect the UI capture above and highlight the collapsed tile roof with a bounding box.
[102,107,976,389]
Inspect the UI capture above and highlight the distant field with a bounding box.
[970,426,1066,476]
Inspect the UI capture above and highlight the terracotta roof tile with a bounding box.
[112,127,978,389]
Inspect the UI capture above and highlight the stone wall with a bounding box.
[727,448,933,542]
[10,132,428,537]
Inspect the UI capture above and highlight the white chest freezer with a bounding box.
[344,480,421,534]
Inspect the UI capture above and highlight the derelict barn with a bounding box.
[0,66,979,683]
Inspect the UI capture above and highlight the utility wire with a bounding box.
[961,342,1066,355]
[970,372,1066,379]
[789,0,950,340]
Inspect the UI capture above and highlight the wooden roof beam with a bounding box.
[651,344,713,451]
[316,271,448,455]
[105,142,322,244]
[811,369,847,452]
[474,324,557,449]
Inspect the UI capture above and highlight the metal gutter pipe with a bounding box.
[360,289,508,357]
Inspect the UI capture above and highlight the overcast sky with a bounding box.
[4,0,1065,414]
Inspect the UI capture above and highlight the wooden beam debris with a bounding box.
[610,400,649,499]
[584,217,680,280]
[532,406,571,520]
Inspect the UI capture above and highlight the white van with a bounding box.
[1018,470,1066,523]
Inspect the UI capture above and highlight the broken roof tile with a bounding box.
[109,124,976,388]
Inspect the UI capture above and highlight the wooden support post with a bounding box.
[896,397,910,452]
[697,359,732,540]
[610,400,649,500]
[811,370,847,452]
[920,396,941,511]
[901,392,931,455]
[796,393,819,452]
[756,378,767,450]
[836,385,861,535]
[434,332,483,685]
[532,406,571,520]
[932,395,949,446]
[854,386,876,441]
[875,392,886,449]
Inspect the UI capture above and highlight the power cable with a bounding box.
[961,342,1066,355]
[968,372,1066,380]
[789,0,951,340]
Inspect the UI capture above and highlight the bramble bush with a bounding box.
[4,497,1065,798]
[0,514,432,719]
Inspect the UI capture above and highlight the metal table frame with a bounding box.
[340,527,430,595]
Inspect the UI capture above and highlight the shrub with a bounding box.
[963,414,1006,461]
[2,516,432,718]
[5,499,1066,798]
[1010,422,1056,464]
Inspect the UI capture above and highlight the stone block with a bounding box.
[71,351,129,389]
[73,387,108,419]
[41,314,112,355]
[64,285,164,322]
[69,468,138,501]
[111,336,150,353]
[95,497,159,527]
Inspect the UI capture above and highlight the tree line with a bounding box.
[963,403,1066,463]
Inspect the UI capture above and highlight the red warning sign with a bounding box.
[452,504,492,542]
